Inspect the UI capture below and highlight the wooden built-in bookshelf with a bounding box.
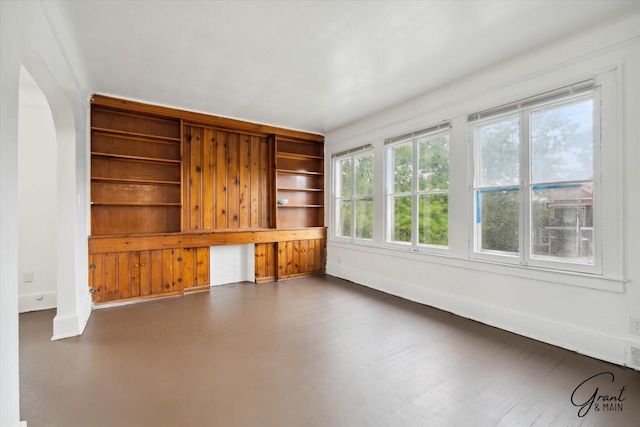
[90,107,182,235]
[89,95,326,304]
[275,136,324,229]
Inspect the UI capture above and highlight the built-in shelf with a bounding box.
[91,177,181,186]
[89,95,326,296]
[91,152,182,164]
[277,169,323,176]
[277,152,324,160]
[91,202,182,207]
[274,134,324,229]
[91,126,181,142]
[277,187,324,192]
[92,129,181,147]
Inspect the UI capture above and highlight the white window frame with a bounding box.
[384,125,451,254]
[469,78,613,276]
[332,147,374,243]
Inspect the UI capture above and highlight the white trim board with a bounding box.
[52,291,91,341]
[18,291,56,313]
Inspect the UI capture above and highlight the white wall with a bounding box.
[210,244,255,285]
[1,2,24,425]
[1,2,90,426]
[325,14,640,368]
[18,2,91,340]
[18,69,58,313]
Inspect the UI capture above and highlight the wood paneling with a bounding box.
[183,124,271,232]
[192,247,211,292]
[92,108,181,139]
[91,205,181,236]
[92,157,181,183]
[92,132,181,160]
[89,247,211,304]
[255,242,277,283]
[91,182,180,205]
[275,238,326,280]
[215,129,228,228]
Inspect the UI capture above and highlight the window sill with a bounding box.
[328,240,625,293]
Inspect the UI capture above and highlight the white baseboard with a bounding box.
[328,262,631,368]
[51,291,92,340]
[18,291,56,313]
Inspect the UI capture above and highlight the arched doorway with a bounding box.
[20,53,88,341]
[18,67,58,315]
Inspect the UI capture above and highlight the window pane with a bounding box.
[391,195,412,242]
[531,99,593,183]
[418,194,448,246]
[355,153,374,196]
[337,158,352,197]
[336,199,352,237]
[531,183,593,262]
[478,189,519,253]
[479,118,520,187]
[392,143,412,193]
[355,197,373,239]
[418,134,449,191]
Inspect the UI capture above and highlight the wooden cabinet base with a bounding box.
[255,238,326,283]
[89,247,210,304]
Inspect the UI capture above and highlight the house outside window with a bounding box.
[471,83,598,272]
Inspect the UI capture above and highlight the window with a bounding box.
[472,84,597,272]
[386,125,450,251]
[334,149,374,240]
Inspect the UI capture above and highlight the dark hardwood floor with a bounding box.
[20,275,639,426]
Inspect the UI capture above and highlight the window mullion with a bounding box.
[412,139,419,250]
[351,156,356,239]
[521,110,531,266]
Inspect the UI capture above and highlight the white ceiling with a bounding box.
[42,0,640,134]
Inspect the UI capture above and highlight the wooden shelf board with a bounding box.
[278,204,323,208]
[91,202,181,207]
[91,126,181,142]
[92,129,180,146]
[277,152,323,160]
[277,187,324,192]
[277,169,323,176]
[89,227,327,253]
[276,136,324,145]
[91,177,181,186]
[92,152,181,164]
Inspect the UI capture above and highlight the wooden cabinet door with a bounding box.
[255,242,277,283]
[89,247,211,303]
[276,238,326,280]
[175,247,211,292]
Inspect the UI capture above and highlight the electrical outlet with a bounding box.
[630,316,640,336]
[23,272,34,283]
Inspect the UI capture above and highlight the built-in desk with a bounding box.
[89,227,326,253]
[87,228,327,304]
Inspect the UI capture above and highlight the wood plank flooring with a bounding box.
[19,275,640,426]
